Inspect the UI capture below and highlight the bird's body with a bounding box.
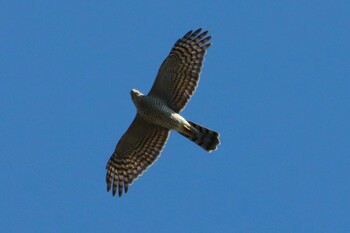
[131,89,188,133]
[106,29,220,197]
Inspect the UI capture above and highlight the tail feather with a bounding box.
[180,121,220,152]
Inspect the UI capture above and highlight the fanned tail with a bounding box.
[179,120,220,152]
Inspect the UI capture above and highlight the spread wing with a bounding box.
[148,28,212,113]
[106,114,170,197]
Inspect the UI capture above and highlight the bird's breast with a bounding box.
[135,96,183,130]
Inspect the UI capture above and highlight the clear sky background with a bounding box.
[1,1,349,232]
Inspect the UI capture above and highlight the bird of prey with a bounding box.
[106,28,220,197]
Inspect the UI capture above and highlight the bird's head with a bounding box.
[130,89,144,102]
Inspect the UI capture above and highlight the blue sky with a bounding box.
[1,1,349,232]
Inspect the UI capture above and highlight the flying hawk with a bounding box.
[106,28,220,197]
